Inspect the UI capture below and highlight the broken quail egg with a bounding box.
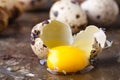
[81,0,119,26]
[30,20,109,74]
[50,0,87,34]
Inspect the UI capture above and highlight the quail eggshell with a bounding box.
[30,22,49,59]
[30,20,73,59]
[73,25,106,58]
[50,0,87,34]
[81,0,119,26]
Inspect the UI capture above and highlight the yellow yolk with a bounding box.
[47,46,89,73]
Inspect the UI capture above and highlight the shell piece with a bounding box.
[81,0,119,26]
[73,25,106,58]
[31,20,73,59]
[50,0,87,34]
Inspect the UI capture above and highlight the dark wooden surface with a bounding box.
[0,11,120,80]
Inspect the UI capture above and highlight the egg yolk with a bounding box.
[47,46,89,73]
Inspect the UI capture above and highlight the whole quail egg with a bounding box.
[50,0,88,34]
[81,0,119,26]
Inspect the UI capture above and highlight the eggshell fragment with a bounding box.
[81,0,119,26]
[50,0,87,34]
[30,20,73,59]
[73,25,106,58]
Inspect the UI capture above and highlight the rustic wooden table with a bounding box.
[0,11,120,80]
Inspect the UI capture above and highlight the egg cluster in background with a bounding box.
[50,0,119,34]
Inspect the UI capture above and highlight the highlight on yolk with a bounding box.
[47,46,89,73]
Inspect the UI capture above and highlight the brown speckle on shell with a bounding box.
[43,44,47,48]
[53,11,59,17]
[61,7,64,10]
[30,30,40,45]
[76,14,80,19]
[30,36,35,45]
[96,15,101,20]
[71,25,75,28]
[77,24,86,30]
[71,0,77,4]
[34,30,40,35]
[42,20,49,26]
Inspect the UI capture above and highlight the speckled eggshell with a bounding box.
[81,0,119,26]
[30,20,50,59]
[50,0,87,34]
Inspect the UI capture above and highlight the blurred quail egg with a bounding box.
[17,0,53,11]
[30,19,108,74]
[81,0,119,26]
[50,0,87,34]
[0,0,23,32]
[0,7,9,32]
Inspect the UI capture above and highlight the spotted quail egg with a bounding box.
[50,0,88,34]
[81,0,119,26]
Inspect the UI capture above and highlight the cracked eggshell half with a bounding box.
[50,0,87,34]
[30,20,73,59]
[73,25,106,58]
[81,0,119,26]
